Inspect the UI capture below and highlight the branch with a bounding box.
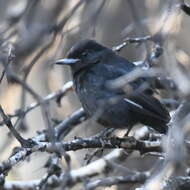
[2,149,125,190]
[9,81,73,118]
[0,106,33,148]
[55,107,86,140]
[112,35,152,52]
[86,172,150,189]
[0,136,162,176]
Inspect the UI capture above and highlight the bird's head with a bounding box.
[55,39,108,74]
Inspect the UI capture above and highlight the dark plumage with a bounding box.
[56,39,170,134]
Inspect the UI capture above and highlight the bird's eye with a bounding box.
[82,52,88,57]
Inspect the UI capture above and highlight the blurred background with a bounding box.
[0,0,190,189]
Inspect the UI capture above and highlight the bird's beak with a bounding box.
[55,58,80,65]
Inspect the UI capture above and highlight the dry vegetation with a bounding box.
[0,0,190,189]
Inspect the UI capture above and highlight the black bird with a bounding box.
[55,39,170,134]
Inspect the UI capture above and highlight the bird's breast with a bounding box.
[73,69,109,116]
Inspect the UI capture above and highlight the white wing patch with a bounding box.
[124,98,143,109]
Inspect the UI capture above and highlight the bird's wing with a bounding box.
[123,91,170,133]
[101,64,170,133]
[129,91,170,120]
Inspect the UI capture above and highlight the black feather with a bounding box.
[56,39,171,134]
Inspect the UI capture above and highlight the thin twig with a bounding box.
[0,106,32,147]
